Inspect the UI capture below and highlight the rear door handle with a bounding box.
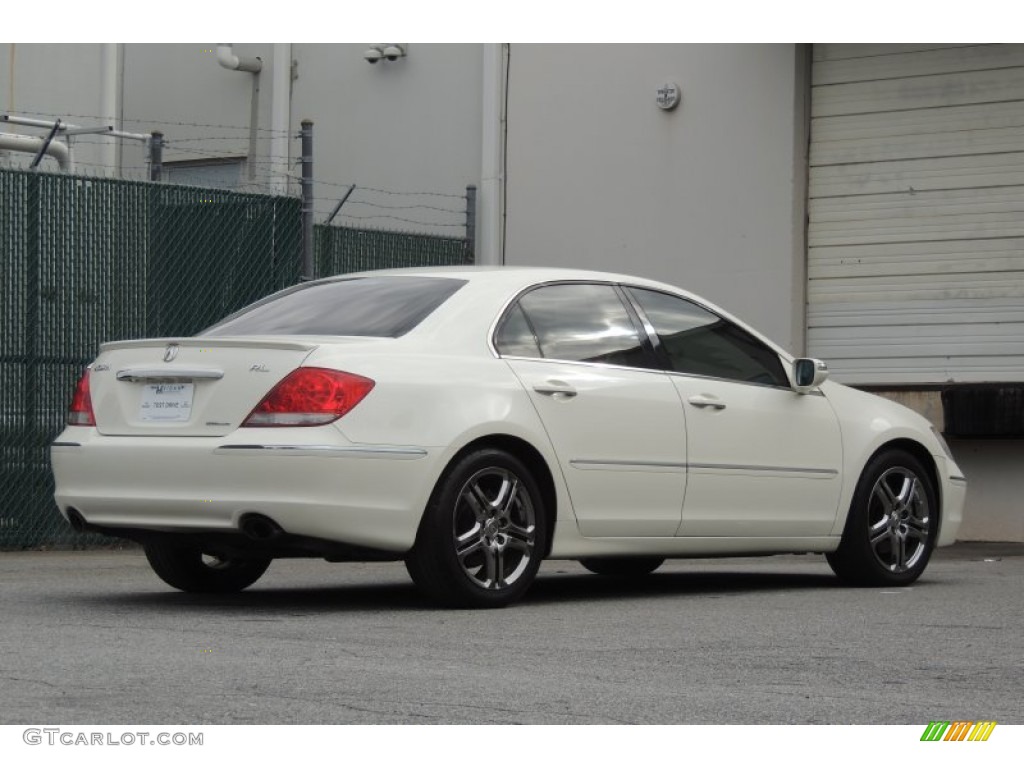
[688,394,726,410]
[533,380,577,398]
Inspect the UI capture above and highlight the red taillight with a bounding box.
[68,369,96,426]
[242,367,375,427]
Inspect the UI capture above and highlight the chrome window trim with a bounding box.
[489,280,807,394]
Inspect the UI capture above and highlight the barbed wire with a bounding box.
[331,212,465,228]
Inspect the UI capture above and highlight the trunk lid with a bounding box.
[89,338,317,437]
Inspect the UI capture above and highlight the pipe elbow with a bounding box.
[217,44,262,74]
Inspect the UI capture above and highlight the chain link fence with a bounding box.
[1,167,473,549]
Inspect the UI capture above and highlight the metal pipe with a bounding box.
[29,120,61,169]
[100,43,119,176]
[269,43,292,196]
[300,119,314,281]
[1,114,149,141]
[478,43,506,265]
[149,131,163,181]
[216,44,262,74]
[465,185,477,263]
[325,185,355,225]
[0,131,72,171]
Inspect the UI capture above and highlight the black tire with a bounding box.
[405,448,547,609]
[827,448,938,587]
[143,541,271,593]
[578,557,664,577]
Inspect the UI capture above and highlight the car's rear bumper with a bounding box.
[51,426,441,552]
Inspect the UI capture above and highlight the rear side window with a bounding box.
[501,283,653,368]
[202,277,466,338]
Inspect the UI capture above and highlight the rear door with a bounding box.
[496,283,687,538]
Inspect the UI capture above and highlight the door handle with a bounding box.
[688,394,726,410]
[533,380,577,398]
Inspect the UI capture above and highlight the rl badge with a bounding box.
[920,721,997,741]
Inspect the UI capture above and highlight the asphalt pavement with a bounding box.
[1,542,1021,724]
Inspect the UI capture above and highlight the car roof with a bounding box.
[318,266,791,361]
[322,265,692,293]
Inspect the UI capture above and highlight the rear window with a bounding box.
[202,276,466,338]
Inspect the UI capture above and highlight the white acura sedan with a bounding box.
[51,267,966,607]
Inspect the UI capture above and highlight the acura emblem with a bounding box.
[163,344,179,363]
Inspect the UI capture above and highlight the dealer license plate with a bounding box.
[139,383,194,422]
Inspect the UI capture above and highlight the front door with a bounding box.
[624,286,843,537]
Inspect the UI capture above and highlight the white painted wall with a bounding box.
[289,44,482,233]
[503,44,807,352]
[0,44,119,174]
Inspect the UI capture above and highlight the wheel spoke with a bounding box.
[505,535,532,556]
[907,513,929,533]
[483,546,498,588]
[874,482,897,513]
[506,520,534,543]
[869,526,890,547]
[896,476,918,508]
[496,477,520,517]
[465,483,491,521]
[456,531,484,560]
[894,532,908,571]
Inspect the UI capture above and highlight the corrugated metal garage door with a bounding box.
[807,44,1024,385]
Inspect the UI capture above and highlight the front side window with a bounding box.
[202,276,466,338]
[498,283,652,368]
[628,287,788,387]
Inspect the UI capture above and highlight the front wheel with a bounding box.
[406,449,547,608]
[827,449,937,587]
[144,541,271,593]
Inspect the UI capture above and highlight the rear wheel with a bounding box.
[827,449,937,587]
[579,557,664,577]
[406,449,547,608]
[143,541,271,593]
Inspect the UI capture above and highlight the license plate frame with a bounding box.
[138,383,194,423]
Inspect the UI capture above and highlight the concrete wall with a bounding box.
[503,43,807,352]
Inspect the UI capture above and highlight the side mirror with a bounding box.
[793,358,829,394]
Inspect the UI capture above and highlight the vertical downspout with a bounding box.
[269,43,292,196]
[478,43,506,265]
[216,45,262,184]
[100,43,119,177]
[791,43,812,357]
[2,44,14,164]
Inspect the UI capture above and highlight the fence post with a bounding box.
[465,185,477,264]
[148,131,163,182]
[300,119,314,281]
